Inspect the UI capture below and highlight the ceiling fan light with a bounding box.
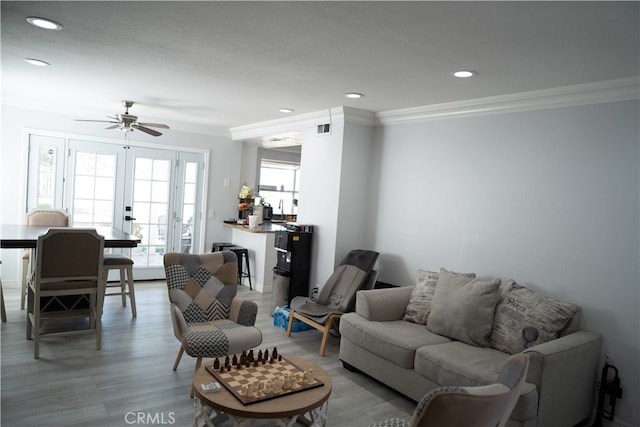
[24,58,50,67]
[345,92,364,99]
[279,108,294,113]
[26,16,63,30]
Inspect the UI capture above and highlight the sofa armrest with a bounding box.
[355,286,414,321]
[523,330,602,427]
[229,298,259,326]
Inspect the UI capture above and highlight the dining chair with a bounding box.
[21,209,71,309]
[163,251,262,396]
[26,228,104,359]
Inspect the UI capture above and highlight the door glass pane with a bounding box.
[131,158,171,267]
[180,161,198,254]
[71,151,117,227]
[36,146,57,209]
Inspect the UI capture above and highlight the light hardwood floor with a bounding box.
[1,281,415,426]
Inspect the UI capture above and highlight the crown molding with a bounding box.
[231,107,376,141]
[231,77,639,139]
[375,77,639,126]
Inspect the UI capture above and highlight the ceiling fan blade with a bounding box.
[105,124,120,130]
[75,119,118,124]
[138,122,170,129]
[133,125,162,137]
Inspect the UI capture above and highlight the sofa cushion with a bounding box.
[427,269,501,347]
[490,280,580,354]
[403,269,476,325]
[340,313,451,369]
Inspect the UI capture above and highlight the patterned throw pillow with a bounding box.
[489,280,579,354]
[403,270,439,324]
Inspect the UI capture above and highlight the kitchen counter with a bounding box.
[223,222,285,294]
[223,222,286,233]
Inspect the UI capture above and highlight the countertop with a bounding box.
[223,222,287,233]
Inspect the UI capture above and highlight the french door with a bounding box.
[26,133,206,280]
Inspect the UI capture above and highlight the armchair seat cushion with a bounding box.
[183,319,262,358]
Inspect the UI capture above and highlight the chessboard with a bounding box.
[205,348,324,405]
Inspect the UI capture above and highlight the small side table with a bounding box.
[193,355,332,427]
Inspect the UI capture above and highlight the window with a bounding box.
[258,160,300,215]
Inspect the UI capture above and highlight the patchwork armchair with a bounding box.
[163,251,262,395]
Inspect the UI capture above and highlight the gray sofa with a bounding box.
[339,269,602,427]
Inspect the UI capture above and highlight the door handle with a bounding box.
[125,216,137,221]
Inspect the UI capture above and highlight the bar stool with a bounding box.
[228,246,252,290]
[211,242,234,252]
[102,253,137,317]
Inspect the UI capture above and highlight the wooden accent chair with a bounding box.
[287,249,379,356]
[21,209,71,309]
[369,354,530,427]
[26,228,105,359]
[163,251,262,396]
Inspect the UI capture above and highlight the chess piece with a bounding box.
[232,355,238,366]
[213,358,220,369]
[283,374,292,389]
[272,347,278,359]
[278,355,282,362]
[254,360,259,367]
[247,383,254,398]
[265,381,273,394]
[264,349,269,360]
[258,350,263,362]
[241,384,248,396]
[219,366,225,374]
[225,356,230,367]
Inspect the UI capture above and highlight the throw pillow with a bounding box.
[490,280,580,354]
[404,269,476,325]
[403,270,439,324]
[427,268,501,347]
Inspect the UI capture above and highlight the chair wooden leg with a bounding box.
[21,257,29,310]
[191,356,203,398]
[1,277,6,323]
[126,266,137,317]
[173,346,185,371]
[319,316,336,357]
[286,308,296,337]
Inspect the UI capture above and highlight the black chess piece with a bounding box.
[272,347,278,359]
[258,350,263,362]
[232,355,238,366]
[213,358,220,369]
[225,355,230,367]
[264,349,269,360]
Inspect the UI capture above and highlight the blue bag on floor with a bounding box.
[273,306,313,332]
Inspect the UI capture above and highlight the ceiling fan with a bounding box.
[76,100,169,137]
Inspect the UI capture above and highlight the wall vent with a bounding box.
[317,123,331,134]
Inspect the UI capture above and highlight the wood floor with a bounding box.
[1,281,415,426]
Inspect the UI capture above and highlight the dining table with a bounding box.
[0,225,141,249]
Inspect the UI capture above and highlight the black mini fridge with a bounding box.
[272,225,313,309]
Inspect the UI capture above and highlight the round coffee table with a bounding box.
[193,355,332,427]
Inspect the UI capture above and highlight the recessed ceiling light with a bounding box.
[279,108,294,113]
[345,92,364,99]
[24,58,50,67]
[26,16,63,30]
[452,70,478,78]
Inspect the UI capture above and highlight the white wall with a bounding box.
[0,105,241,281]
[370,100,639,426]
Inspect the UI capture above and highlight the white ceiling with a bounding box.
[2,1,638,138]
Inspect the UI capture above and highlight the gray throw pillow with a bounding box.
[490,280,580,354]
[427,268,501,347]
[404,269,476,325]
